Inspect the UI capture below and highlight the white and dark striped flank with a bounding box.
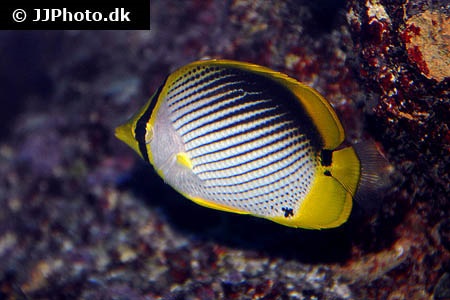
[150,64,325,219]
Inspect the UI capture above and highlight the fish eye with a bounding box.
[145,123,153,144]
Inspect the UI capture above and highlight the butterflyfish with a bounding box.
[115,59,366,229]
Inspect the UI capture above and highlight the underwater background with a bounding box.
[0,0,449,299]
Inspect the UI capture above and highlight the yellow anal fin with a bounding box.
[271,173,353,229]
[176,152,194,170]
[269,146,360,229]
[291,146,360,229]
[187,195,250,215]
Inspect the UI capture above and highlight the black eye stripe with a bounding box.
[135,79,166,163]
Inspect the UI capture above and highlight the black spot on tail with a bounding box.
[321,149,332,166]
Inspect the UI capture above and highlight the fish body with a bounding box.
[115,59,361,229]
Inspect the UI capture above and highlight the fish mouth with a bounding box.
[115,121,142,159]
[114,122,130,142]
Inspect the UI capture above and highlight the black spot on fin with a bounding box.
[321,150,333,166]
[281,207,294,218]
